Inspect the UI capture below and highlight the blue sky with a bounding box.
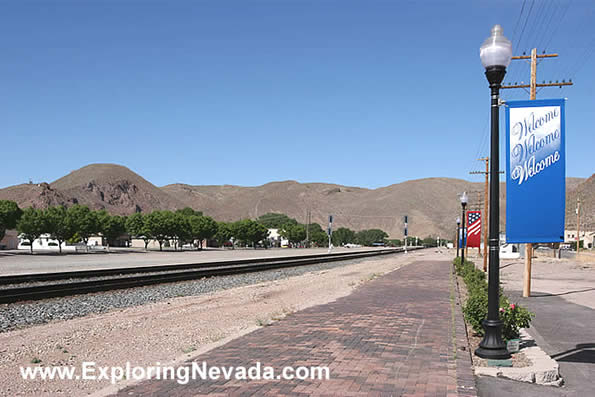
[1,0,593,189]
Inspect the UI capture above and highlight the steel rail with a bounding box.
[1,248,400,284]
[0,248,420,304]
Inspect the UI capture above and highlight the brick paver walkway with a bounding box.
[115,260,476,396]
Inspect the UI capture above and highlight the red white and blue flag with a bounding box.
[466,211,481,248]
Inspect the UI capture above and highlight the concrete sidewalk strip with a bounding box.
[113,260,477,396]
[474,329,562,386]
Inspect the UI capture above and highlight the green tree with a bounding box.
[246,221,269,248]
[45,206,74,254]
[386,239,402,247]
[144,210,176,251]
[188,215,218,249]
[175,207,203,217]
[231,219,269,248]
[257,213,298,229]
[0,200,22,242]
[67,205,99,246]
[173,213,192,250]
[332,227,356,246]
[17,208,47,253]
[308,223,328,247]
[422,236,437,247]
[126,212,152,250]
[355,229,388,246]
[214,222,232,247]
[97,211,127,251]
[279,224,306,246]
[405,236,418,246]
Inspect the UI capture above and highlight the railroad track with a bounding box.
[0,247,421,304]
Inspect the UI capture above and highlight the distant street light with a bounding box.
[475,24,512,360]
[456,217,461,258]
[460,191,468,266]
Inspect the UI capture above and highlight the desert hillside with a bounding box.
[0,164,590,239]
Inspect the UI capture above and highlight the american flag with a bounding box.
[466,211,481,248]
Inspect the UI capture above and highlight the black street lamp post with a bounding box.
[460,192,468,265]
[475,25,512,360]
[456,217,461,258]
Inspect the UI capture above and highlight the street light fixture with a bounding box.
[456,217,461,258]
[475,24,512,360]
[460,191,468,265]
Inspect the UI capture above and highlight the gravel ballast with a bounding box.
[0,255,386,332]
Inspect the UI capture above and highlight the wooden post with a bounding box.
[523,243,532,297]
[530,48,537,100]
[523,49,538,298]
[504,48,574,298]
[577,197,581,254]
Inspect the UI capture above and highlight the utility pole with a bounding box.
[577,197,581,254]
[404,215,408,254]
[470,157,492,272]
[456,223,460,257]
[327,215,333,253]
[306,209,311,248]
[502,47,573,298]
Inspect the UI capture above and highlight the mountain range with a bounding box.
[0,164,591,239]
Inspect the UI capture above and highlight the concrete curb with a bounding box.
[474,329,563,386]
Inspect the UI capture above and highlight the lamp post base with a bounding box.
[475,319,511,359]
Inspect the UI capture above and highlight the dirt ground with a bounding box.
[0,249,446,397]
[465,250,595,309]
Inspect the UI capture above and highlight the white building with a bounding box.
[267,228,289,247]
[500,233,521,259]
[18,234,68,251]
[565,229,594,250]
[17,234,111,251]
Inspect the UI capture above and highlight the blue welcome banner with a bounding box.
[458,228,466,248]
[505,99,566,243]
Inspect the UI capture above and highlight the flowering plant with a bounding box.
[499,302,534,340]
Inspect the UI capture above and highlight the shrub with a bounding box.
[454,257,534,340]
[463,291,488,333]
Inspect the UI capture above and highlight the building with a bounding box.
[17,233,68,251]
[500,233,521,259]
[0,229,19,250]
[17,233,129,251]
[267,228,289,248]
[564,229,594,250]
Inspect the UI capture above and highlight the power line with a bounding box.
[536,0,561,51]
[511,0,528,44]
[542,0,573,52]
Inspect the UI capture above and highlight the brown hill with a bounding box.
[0,163,589,239]
[162,178,506,239]
[0,182,77,209]
[566,174,595,229]
[0,164,185,215]
[48,164,186,214]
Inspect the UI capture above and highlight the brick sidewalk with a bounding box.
[115,260,476,396]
